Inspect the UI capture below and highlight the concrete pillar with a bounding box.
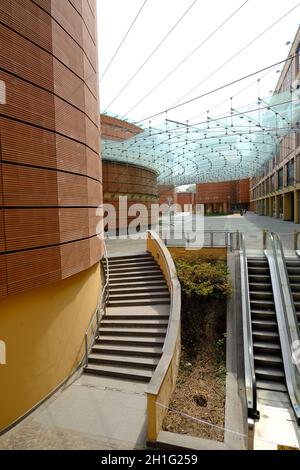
[275,195,280,219]
[283,193,292,221]
[268,197,271,217]
[294,190,299,224]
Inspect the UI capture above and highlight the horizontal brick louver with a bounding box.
[0,0,102,297]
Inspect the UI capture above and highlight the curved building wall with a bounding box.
[0,0,102,431]
[0,0,102,297]
[103,161,158,230]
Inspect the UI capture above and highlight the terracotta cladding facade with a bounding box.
[0,0,102,298]
[196,179,250,212]
[101,115,158,229]
[102,161,158,229]
[158,185,177,206]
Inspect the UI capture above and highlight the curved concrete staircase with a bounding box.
[84,253,170,382]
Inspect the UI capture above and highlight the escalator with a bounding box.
[247,257,286,393]
[240,232,300,434]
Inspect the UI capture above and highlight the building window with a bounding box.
[271,174,275,192]
[287,159,294,186]
[278,168,283,190]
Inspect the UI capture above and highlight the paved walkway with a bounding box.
[106,212,300,254]
[0,371,148,450]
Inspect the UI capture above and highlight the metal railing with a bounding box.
[239,232,259,420]
[264,232,300,424]
[165,230,239,249]
[84,243,109,368]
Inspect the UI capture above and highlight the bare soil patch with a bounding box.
[163,343,226,442]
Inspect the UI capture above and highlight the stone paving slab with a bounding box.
[0,373,148,450]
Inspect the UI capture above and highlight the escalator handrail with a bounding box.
[264,231,300,423]
[272,232,300,349]
[239,232,258,419]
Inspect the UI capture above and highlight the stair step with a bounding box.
[109,292,170,300]
[100,328,166,337]
[256,379,287,392]
[101,319,169,328]
[109,269,162,277]
[96,336,164,347]
[88,353,159,369]
[108,254,150,261]
[107,263,158,273]
[109,280,167,289]
[254,353,283,366]
[105,313,169,320]
[109,287,169,295]
[84,363,152,382]
[92,344,162,358]
[108,258,153,264]
[109,274,164,282]
[107,299,170,307]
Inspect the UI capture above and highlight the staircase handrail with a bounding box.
[84,242,109,367]
[239,232,259,419]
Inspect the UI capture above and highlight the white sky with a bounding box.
[97,0,300,126]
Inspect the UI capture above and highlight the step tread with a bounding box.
[109,287,169,293]
[100,327,167,334]
[88,353,159,366]
[109,292,170,299]
[108,254,151,260]
[101,319,169,326]
[84,363,153,379]
[109,280,167,287]
[92,344,162,355]
[108,299,171,306]
[98,335,164,344]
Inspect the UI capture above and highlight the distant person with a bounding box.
[244,209,247,215]
[240,209,243,216]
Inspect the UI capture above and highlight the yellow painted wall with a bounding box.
[0,262,101,432]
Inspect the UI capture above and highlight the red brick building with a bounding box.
[196,179,250,214]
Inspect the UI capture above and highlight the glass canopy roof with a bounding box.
[101,90,300,185]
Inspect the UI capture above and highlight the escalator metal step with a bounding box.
[255,366,285,382]
[256,380,287,393]
[254,353,283,367]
